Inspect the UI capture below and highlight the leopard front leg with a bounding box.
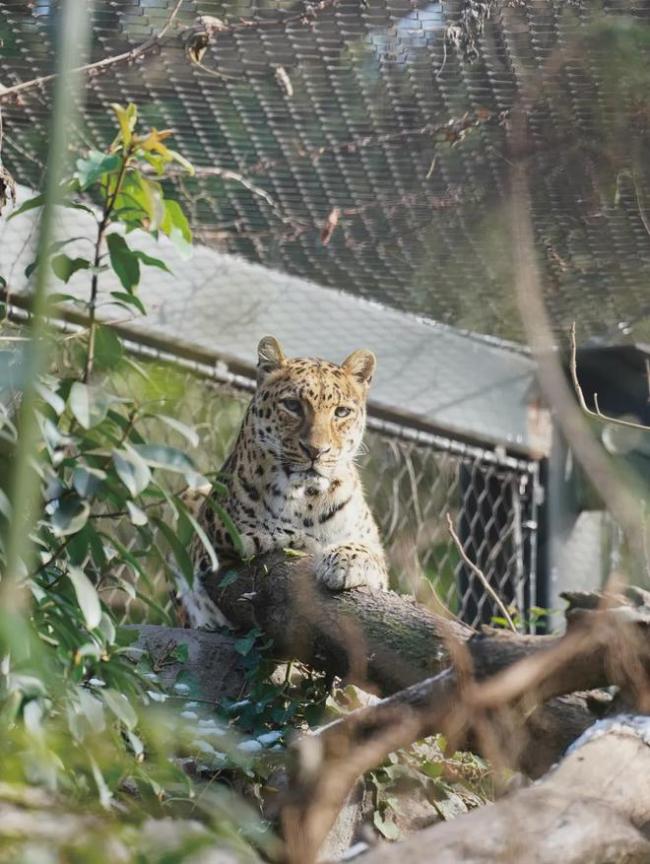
[315,543,388,591]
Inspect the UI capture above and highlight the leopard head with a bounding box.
[249,336,375,479]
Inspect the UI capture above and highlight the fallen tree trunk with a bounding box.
[360,716,650,864]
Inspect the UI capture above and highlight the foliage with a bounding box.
[0,104,271,861]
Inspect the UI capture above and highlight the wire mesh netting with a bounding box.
[1,1,650,343]
[100,358,540,632]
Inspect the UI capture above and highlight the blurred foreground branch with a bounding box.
[200,554,650,861]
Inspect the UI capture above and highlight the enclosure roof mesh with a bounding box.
[1,0,650,344]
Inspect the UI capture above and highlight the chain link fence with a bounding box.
[106,348,541,633]
[0,308,542,633]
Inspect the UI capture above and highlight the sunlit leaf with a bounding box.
[35,381,65,415]
[112,447,151,497]
[160,199,192,256]
[50,495,90,537]
[67,565,102,629]
[111,102,138,148]
[102,688,138,730]
[89,756,113,809]
[126,500,148,526]
[156,415,199,447]
[132,443,196,474]
[69,382,113,429]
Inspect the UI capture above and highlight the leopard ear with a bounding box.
[257,336,286,383]
[342,349,376,387]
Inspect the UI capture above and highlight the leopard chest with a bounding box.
[229,474,360,556]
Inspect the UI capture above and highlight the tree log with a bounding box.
[360,717,650,864]
[204,551,473,694]
[203,553,602,779]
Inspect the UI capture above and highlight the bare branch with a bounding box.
[569,321,650,433]
[0,0,186,104]
[446,512,517,632]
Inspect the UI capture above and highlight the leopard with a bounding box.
[181,335,389,628]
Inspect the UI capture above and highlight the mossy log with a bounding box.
[203,552,600,775]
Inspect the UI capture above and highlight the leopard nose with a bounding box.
[299,441,331,460]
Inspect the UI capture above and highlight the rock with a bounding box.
[125,625,247,704]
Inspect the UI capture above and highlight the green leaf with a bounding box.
[181,505,219,573]
[72,465,106,498]
[67,565,102,629]
[132,444,196,474]
[112,448,151,497]
[160,198,192,256]
[133,250,171,273]
[0,275,6,289]
[51,495,90,537]
[7,192,46,220]
[155,415,199,448]
[420,760,444,779]
[69,382,113,429]
[373,810,401,841]
[110,291,147,315]
[49,291,87,305]
[114,171,164,230]
[154,518,194,583]
[218,569,239,589]
[106,233,140,291]
[102,688,138,730]
[76,151,121,191]
[51,254,91,283]
[93,325,124,371]
[207,497,244,557]
[171,642,189,663]
[25,259,39,279]
[234,630,259,656]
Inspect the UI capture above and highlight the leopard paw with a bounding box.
[316,546,387,591]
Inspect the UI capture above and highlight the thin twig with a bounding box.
[569,322,650,432]
[155,164,283,215]
[445,512,517,632]
[0,0,185,104]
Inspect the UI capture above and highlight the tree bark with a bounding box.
[204,551,474,694]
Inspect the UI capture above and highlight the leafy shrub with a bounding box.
[0,104,270,862]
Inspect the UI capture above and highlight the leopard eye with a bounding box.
[334,406,352,418]
[282,398,302,415]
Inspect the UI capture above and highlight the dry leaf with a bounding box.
[185,16,228,65]
[320,208,340,245]
[0,165,16,216]
[275,66,293,98]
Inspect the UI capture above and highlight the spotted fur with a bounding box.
[182,336,388,628]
